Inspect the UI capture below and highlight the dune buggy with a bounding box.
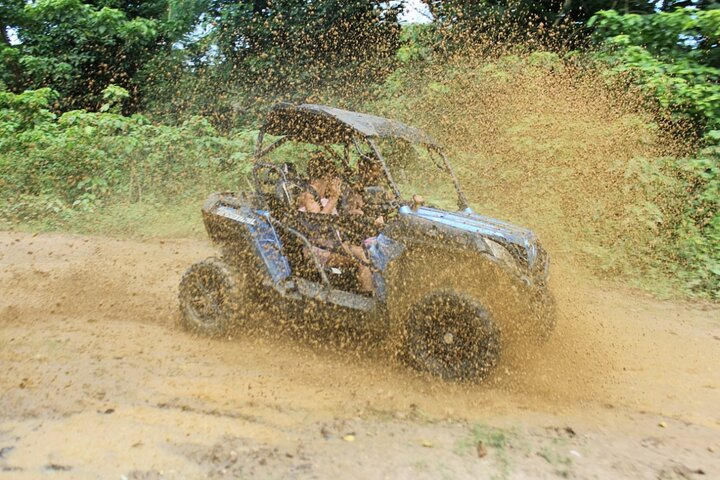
[178,103,554,380]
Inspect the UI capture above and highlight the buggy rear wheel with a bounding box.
[178,257,245,336]
[404,292,500,381]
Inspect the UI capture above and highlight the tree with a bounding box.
[205,0,403,94]
[591,8,720,127]
[0,0,202,110]
[1,1,24,46]
[591,7,720,69]
[417,1,717,49]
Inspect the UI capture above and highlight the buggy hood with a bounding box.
[390,206,548,279]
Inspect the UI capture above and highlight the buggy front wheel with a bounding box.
[178,257,245,336]
[403,292,501,381]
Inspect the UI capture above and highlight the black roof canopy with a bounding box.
[262,103,439,147]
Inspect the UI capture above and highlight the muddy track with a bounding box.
[0,231,718,479]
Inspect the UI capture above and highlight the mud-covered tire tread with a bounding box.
[404,291,501,381]
[387,247,555,351]
[178,257,245,337]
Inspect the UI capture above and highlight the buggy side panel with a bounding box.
[203,196,291,284]
[366,234,405,300]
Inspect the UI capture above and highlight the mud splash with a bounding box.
[1,232,718,478]
[2,232,716,419]
[379,52,695,289]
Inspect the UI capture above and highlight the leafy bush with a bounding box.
[0,87,58,141]
[589,8,719,297]
[670,147,720,295]
[0,87,256,230]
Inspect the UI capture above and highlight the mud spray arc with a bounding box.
[1,1,718,478]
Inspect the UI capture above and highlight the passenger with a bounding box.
[296,152,378,294]
[345,157,385,228]
[340,157,387,293]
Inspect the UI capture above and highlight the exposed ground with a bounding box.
[0,231,718,479]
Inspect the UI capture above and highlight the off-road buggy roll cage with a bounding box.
[254,102,470,211]
[182,102,556,381]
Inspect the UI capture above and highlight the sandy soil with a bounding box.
[0,231,718,479]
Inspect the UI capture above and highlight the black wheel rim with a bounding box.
[186,267,228,326]
[408,295,499,380]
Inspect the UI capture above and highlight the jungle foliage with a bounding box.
[0,0,202,111]
[589,6,719,295]
[0,86,256,236]
[0,1,718,296]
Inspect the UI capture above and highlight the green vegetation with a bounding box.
[0,1,717,297]
[455,424,524,480]
[537,436,574,477]
[0,0,203,111]
[589,7,719,295]
[456,424,577,478]
[591,8,719,138]
[0,86,255,236]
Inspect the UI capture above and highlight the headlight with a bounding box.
[482,238,519,271]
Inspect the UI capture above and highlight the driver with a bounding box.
[345,156,386,228]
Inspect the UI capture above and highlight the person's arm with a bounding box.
[321,196,339,214]
[320,178,341,214]
[297,191,322,213]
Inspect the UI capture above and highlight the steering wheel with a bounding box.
[252,163,303,208]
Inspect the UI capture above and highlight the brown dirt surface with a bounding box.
[1,231,718,479]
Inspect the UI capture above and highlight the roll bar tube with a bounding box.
[433,147,469,210]
[266,217,331,287]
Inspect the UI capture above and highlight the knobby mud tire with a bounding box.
[405,291,501,381]
[386,247,553,380]
[178,257,246,337]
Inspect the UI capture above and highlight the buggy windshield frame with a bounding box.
[255,103,469,210]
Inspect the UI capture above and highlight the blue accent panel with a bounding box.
[215,204,291,283]
[368,234,405,271]
[249,210,291,283]
[367,234,405,301]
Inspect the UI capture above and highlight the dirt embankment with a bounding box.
[0,231,718,479]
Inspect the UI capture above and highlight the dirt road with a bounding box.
[1,231,718,479]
